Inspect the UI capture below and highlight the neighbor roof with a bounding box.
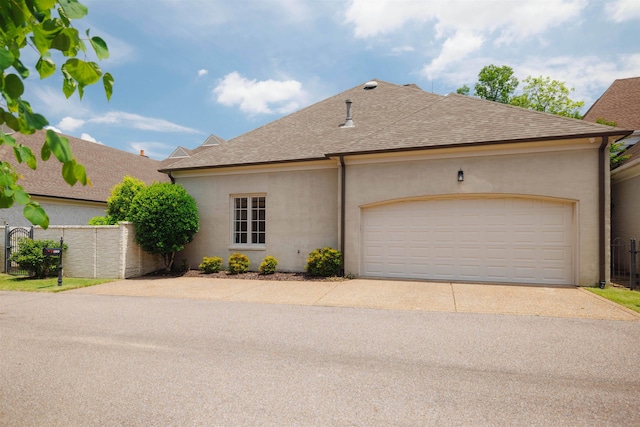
[163,80,630,172]
[1,130,170,202]
[583,77,640,130]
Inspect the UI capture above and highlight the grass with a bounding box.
[586,286,640,314]
[0,274,115,293]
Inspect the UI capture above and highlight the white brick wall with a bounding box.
[1,223,164,278]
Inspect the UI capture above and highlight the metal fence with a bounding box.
[611,237,639,290]
[4,225,34,275]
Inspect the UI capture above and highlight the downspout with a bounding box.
[168,171,175,184]
[598,136,607,287]
[339,156,346,276]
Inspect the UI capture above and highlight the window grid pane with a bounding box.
[234,196,265,245]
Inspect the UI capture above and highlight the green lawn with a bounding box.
[0,274,115,292]
[586,286,640,314]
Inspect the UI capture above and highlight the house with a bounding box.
[0,130,170,226]
[583,77,640,252]
[162,80,631,286]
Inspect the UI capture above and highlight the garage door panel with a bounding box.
[362,197,574,285]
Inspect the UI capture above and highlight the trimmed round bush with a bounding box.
[259,255,278,275]
[228,252,250,274]
[199,256,223,274]
[306,247,342,277]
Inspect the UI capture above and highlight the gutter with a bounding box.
[599,136,607,286]
[339,156,346,276]
[168,171,175,184]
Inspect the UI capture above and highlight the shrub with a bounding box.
[306,247,342,277]
[228,252,250,274]
[199,256,223,274]
[9,238,68,278]
[259,255,278,275]
[88,216,115,225]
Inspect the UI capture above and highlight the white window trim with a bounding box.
[229,194,266,251]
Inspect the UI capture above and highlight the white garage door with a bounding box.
[361,197,574,285]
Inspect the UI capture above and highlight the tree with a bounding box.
[456,84,470,95]
[595,118,631,168]
[0,0,113,228]
[106,175,146,222]
[128,183,199,272]
[510,76,584,118]
[473,65,518,103]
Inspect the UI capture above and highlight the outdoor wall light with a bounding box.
[458,169,464,182]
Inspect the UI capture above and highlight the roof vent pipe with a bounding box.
[341,99,354,128]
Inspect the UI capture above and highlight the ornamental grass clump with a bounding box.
[228,253,250,274]
[305,247,342,277]
[259,256,278,275]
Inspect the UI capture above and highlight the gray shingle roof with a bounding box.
[163,80,631,171]
[583,77,640,130]
[1,130,170,202]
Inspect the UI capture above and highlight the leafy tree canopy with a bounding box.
[129,183,199,272]
[106,175,146,222]
[0,0,113,228]
[510,76,584,118]
[473,64,518,103]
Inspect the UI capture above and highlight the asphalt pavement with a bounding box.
[70,277,640,321]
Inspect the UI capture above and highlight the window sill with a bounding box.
[229,245,266,252]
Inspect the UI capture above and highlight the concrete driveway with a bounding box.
[71,277,640,321]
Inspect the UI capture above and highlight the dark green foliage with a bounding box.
[128,183,199,272]
[259,255,278,275]
[306,247,342,277]
[107,175,146,222]
[228,252,250,274]
[88,215,115,225]
[9,238,67,278]
[199,256,222,274]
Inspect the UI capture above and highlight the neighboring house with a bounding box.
[0,130,170,226]
[162,80,631,286]
[583,77,640,251]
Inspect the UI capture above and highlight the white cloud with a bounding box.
[44,125,62,133]
[88,111,202,134]
[390,46,415,55]
[56,116,86,132]
[605,0,640,22]
[80,133,102,144]
[198,69,209,77]
[423,32,484,79]
[31,86,91,118]
[213,72,307,115]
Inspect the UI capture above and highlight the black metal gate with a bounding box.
[5,225,34,275]
[611,237,639,290]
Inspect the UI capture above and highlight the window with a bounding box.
[233,196,265,245]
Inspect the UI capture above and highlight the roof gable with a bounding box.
[583,77,640,129]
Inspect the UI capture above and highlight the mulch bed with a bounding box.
[147,269,346,282]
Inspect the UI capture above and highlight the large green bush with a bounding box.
[228,253,250,274]
[129,183,199,272]
[259,255,278,275]
[199,256,223,274]
[107,175,146,222]
[306,247,342,277]
[9,238,67,278]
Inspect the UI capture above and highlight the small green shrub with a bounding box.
[199,256,222,274]
[228,253,250,274]
[88,216,116,225]
[259,255,278,275]
[306,247,342,277]
[9,238,68,278]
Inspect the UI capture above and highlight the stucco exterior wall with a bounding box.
[0,197,106,227]
[175,165,339,272]
[342,142,603,286]
[612,164,640,243]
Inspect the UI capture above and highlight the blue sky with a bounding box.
[28,0,640,160]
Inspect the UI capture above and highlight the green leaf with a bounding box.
[90,36,109,60]
[103,72,114,101]
[61,160,78,185]
[58,0,89,20]
[0,191,15,209]
[4,74,25,99]
[45,129,73,163]
[12,58,29,78]
[24,202,49,228]
[64,58,102,85]
[41,139,52,161]
[62,77,76,98]
[36,55,56,79]
[13,187,32,204]
[13,145,37,169]
[0,133,17,147]
[32,19,63,55]
[0,49,15,70]
[2,111,20,131]
[72,162,90,186]
[18,100,48,131]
